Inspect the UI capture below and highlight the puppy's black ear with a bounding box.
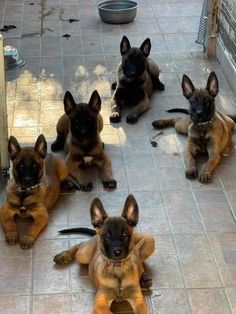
[64,91,76,115]
[182,74,195,99]
[140,38,151,57]
[88,90,101,114]
[120,36,131,55]
[8,136,21,160]
[34,134,47,159]
[122,194,139,227]
[90,198,108,228]
[206,71,219,97]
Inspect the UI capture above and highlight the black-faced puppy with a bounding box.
[54,195,155,314]
[51,90,116,191]
[110,36,164,124]
[152,71,235,183]
[0,134,69,248]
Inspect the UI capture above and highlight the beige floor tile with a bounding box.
[163,190,200,223]
[138,206,170,234]
[187,288,231,314]
[198,203,236,232]
[0,295,30,314]
[151,289,191,314]
[149,254,184,288]
[33,294,70,314]
[225,288,236,314]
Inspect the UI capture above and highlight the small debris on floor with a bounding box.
[0,25,17,32]
[150,130,164,147]
[62,34,71,38]
[151,141,158,147]
[61,18,80,23]
[68,18,79,23]
[29,2,34,5]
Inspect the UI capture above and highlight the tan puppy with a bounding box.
[0,134,69,248]
[152,71,235,183]
[51,90,117,191]
[54,195,155,314]
[110,36,164,124]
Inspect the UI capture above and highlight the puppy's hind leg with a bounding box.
[51,114,69,152]
[152,118,176,129]
[54,237,97,265]
[148,59,165,91]
[54,244,81,265]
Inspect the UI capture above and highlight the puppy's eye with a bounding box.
[19,164,24,168]
[105,232,111,239]
[32,163,37,168]
[122,231,128,237]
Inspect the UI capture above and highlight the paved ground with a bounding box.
[0,0,236,313]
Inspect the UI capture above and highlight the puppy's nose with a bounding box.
[24,177,32,182]
[196,109,203,116]
[113,248,122,256]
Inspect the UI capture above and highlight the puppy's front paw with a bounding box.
[140,272,152,289]
[199,171,211,183]
[152,120,165,129]
[110,112,121,123]
[103,179,117,190]
[185,167,198,180]
[20,235,35,249]
[6,231,19,245]
[126,113,138,124]
[157,80,165,91]
[79,181,93,192]
[53,251,74,265]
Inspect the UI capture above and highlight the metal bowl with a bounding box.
[97,1,138,24]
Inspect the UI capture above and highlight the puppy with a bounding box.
[110,36,164,124]
[152,71,235,183]
[54,195,155,314]
[51,90,117,191]
[0,134,69,248]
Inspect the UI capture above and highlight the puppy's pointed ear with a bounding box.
[8,136,21,160]
[34,134,47,159]
[64,91,76,115]
[88,90,101,114]
[182,74,195,99]
[90,198,108,228]
[206,71,219,97]
[120,36,131,55]
[121,194,139,227]
[140,38,151,57]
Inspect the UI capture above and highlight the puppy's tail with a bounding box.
[167,108,189,114]
[59,227,96,236]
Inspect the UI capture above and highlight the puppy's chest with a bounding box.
[8,187,45,216]
[190,129,211,152]
[93,257,141,300]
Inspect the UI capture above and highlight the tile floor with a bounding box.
[0,0,236,313]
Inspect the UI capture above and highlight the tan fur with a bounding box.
[0,152,68,248]
[111,57,163,124]
[55,111,115,190]
[54,233,154,314]
[153,111,235,183]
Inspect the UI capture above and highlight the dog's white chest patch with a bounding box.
[83,156,94,165]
